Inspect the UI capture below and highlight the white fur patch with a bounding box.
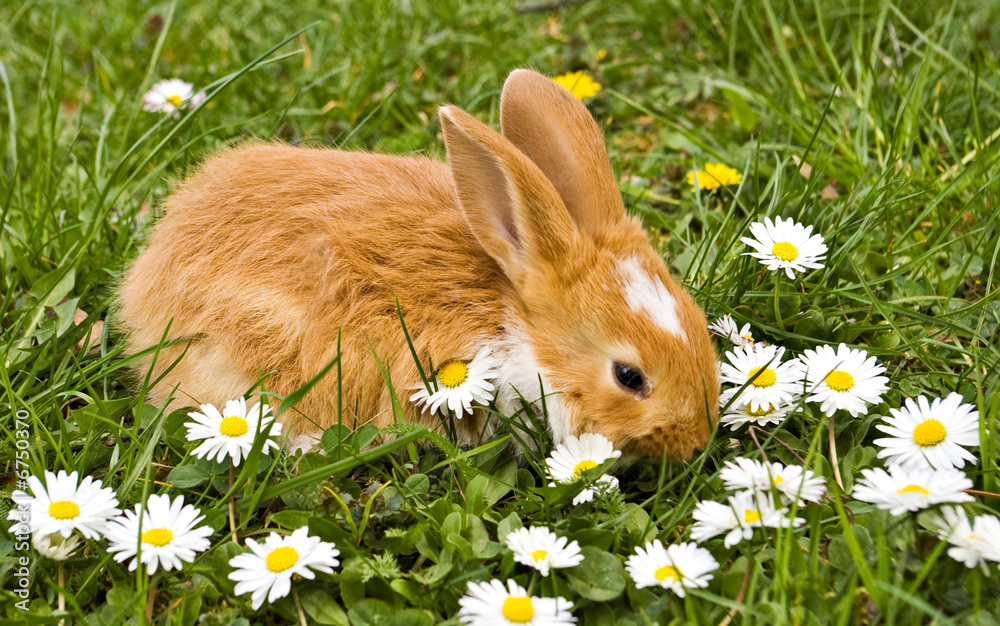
[491,325,571,445]
[617,256,686,339]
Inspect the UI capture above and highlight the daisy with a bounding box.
[184,397,282,466]
[142,78,205,114]
[929,507,1000,571]
[552,71,601,100]
[229,526,340,610]
[8,470,120,540]
[458,579,575,625]
[690,491,803,548]
[799,343,888,417]
[104,494,213,574]
[410,346,499,417]
[687,163,742,192]
[851,465,973,516]
[872,393,980,469]
[504,526,584,577]
[708,314,756,347]
[720,397,798,428]
[625,540,718,597]
[546,433,622,505]
[719,457,826,506]
[719,344,804,413]
[741,217,827,279]
[32,532,81,561]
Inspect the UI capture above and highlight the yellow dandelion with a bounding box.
[552,71,602,100]
[687,163,742,192]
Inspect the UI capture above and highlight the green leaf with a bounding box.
[388,609,433,626]
[351,423,381,449]
[496,512,522,542]
[483,460,517,508]
[566,546,626,601]
[347,598,393,625]
[175,594,202,626]
[269,509,311,530]
[322,424,352,454]
[299,588,350,626]
[403,473,430,496]
[165,464,209,489]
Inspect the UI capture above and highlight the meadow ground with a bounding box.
[1,0,999,624]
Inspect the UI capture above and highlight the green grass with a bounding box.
[2,0,999,624]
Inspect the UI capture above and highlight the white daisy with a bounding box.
[741,216,828,279]
[546,433,622,505]
[799,343,888,417]
[690,491,803,548]
[872,393,979,470]
[142,79,205,114]
[32,531,81,561]
[504,526,584,577]
[185,397,282,466]
[410,346,499,417]
[104,494,213,574]
[719,457,826,506]
[7,470,120,540]
[719,344,804,413]
[457,579,575,625]
[708,314,756,347]
[929,507,1000,571]
[851,465,973,516]
[229,526,340,610]
[721,397,798,428]
[625,540,718,597]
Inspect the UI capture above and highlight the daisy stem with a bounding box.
[965,488,1000,500]
[292,586,307,626]
[145,579,157,624]
[773,273,784,329]
[229,464,238,544]
[57,560,65,616]
[828,415,844,490]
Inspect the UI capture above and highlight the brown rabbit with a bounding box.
[117,69,720,461]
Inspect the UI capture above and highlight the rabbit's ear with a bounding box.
[439,105,581,284]
[500,69,624,241]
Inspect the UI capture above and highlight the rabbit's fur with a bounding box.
[117,69,720,460]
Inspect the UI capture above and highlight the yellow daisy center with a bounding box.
[219,416,249,437]
[654,564,681,582]
[771,241,799,261]
[530,549,548,562]
[501,597,534,623]
[774,476,784,485]
[912,419,947,447]
[744,509,761,524]
[167,94,183,106]
[266,546,299,573]
[142,528,174,546]
[49,501,80,520]
[748,366,777,388]
[825,370,855,392]
[898,485,930,497]
[573,459,599,477]
[745,403,776,416]
[437,361,468,388]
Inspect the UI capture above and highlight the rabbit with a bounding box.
[116,69,720,461]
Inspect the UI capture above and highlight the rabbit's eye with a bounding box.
[613,362,647,396]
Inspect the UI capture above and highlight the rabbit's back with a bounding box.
[118,144,509,440]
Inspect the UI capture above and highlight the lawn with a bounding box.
[1,0,999,624]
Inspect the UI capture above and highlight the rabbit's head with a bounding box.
[440,69,719,462]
